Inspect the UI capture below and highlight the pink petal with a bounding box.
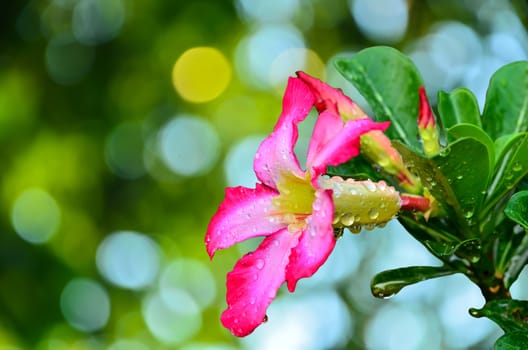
[206,184,284,258]
[254,77,314,188]
[306,109,344,168]
[296,71,368,119]
[308,114,390,176]
[285,189,335,292]
[221,228,300,336]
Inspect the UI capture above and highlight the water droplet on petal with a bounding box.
[340,213,355,226]
[256,258,265,270]
[368,208,379,220]
[365,180,377,192]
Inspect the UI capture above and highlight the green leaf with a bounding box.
[395,137,491,236]
[504,232,528,288]
[470,299,528,333]
[447,123,495,166]
[482,61,528,139]
[495,331,528,350]
[371,266,454,298]
[505,191,528,229]
[484,133,528,218]
[424,238,482,263]
[334,46,423,148]
[438,88,482,129]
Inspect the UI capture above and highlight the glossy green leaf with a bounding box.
[438,88,482,129]
[447,123,495,166]
[424,238,482,263]
[395,137,490,235]
[334,46,423,148]
[505,191,528,229]
[495,331,528,350]
[484,133,528,218]
[371,266,454,298]
[482,61,528,139]
[504,232,528,288]
[470,299,528,333]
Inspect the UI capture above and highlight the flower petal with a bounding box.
[221,228,300,336]
[306,109,344,168]
[308,113,390,176]
[206,184,284,258]
[285,189,335,292]
[254,77,314,188]
[296,71,369,119]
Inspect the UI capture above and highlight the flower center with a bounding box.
[270,173,315,229]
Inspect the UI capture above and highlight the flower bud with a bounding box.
[418,86,441,156]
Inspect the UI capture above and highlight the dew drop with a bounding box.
[365,223,376,231]
[439,148,451,157]
[456,174,463,180]
[256,259,265,270]
[464,208,475,219]
[368,208,379,220]
[349,224,362,234]
[512,162,523,172]
[365,180,377,192]
[340,213,355,226]
[373,289,396,299]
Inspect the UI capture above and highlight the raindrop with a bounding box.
[256,259,265,270]
[464,208,475,219]
[349,225,362,234]
[340,213,355,226]
[512,162,522,172]
[368,208,379,220]
[456,174,463,180]
[439,148,451,157]
[365,181,377,192]
[372,289,395,299]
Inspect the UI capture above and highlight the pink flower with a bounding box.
[297,71,423,194]
[205,77,389,336]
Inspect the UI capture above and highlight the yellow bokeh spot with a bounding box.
[172,47,232,103]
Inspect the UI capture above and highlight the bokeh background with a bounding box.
[2,0,528,349]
